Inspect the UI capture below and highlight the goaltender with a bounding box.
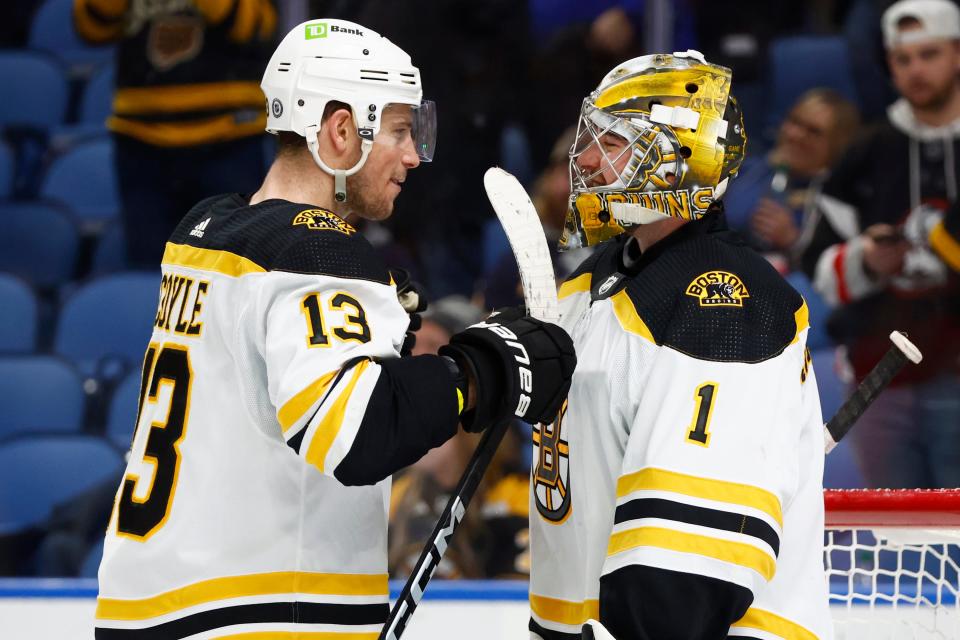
[528,51,832,640]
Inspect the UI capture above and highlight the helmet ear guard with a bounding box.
[560,51,747,251]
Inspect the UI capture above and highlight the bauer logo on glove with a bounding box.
[440,309,576,432]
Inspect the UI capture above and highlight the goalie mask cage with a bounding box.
[825,489,960,639]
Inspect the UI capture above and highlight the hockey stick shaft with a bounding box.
[824,331,922,453]
[380,168,559,639]
[378,419,510,640]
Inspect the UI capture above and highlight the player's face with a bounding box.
[888,33,960,110]
[347,104,421,221]
[776,97,835,177]
[574,131,631,187]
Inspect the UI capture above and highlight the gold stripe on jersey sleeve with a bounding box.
[218,633,378,640]
[607,526,776,581]
[732,607,818,640]
[305,360,370,473]
[113,82,265,115]
[790,300,810,345]
[278,369,339,432]
[108,113,267,147]
[616,468,783,528]
[930,220,960,272]
[559,273,592,299]
[611,289,655,342]
[162,243,266,277]
[529,593,600,626]
[95,570,388,620]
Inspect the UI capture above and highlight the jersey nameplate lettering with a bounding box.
[685,270,750,307]
[292,209,356,235]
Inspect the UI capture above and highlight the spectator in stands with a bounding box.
[389,296,530,578]
[73,0,277,268]
[801,0,960,489]
[723,89,860,272]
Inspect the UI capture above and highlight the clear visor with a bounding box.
[411,99,437,162]
[372,100,437,162]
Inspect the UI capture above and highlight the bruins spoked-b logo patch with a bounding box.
[533,401,571,524]
[685,270,750,307]
[292,209,355,235]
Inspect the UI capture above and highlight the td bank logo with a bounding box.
[305,23,364,40]
[305,23,328,39]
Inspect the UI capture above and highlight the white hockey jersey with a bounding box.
[529,215,832,640]
[95,195,460,639]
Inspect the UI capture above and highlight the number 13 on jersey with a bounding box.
[116,343,193,541]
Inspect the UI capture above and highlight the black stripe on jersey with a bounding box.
[285,356,367,455]
[726,637,764,640]
[615,497,780,556]
[601,564,752,640]
[94,601,388,639]
[529,617,581,640]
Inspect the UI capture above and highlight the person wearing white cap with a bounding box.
[800,0,960,489]
[91,18,576,639]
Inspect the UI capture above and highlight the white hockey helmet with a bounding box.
[261,19,436,201]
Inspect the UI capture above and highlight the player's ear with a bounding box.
[323,108,354,154]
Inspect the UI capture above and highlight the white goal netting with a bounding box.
[825,489,960,639]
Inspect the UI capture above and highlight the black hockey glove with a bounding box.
[390,268,427,356]
[439,308,576,433]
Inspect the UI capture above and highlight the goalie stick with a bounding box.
[378,168,559,640]
[824,330,922,454]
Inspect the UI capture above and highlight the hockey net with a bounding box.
[825,489,960,639]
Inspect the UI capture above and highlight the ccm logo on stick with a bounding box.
[476,321,533,416]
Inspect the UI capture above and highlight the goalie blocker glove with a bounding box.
[440,308,576,433]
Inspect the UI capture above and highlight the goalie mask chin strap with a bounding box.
[304,123,373,203]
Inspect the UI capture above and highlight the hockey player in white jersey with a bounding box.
[528,51,832,640]
[94,19,575,639]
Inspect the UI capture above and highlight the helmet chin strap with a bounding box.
[304,123,373,204]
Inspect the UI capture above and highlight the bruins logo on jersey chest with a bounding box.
[533,401,572,523]
[685,270,750,307]
[292,209,355,235]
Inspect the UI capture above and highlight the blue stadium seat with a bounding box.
[0,356,85,440]
[91,220,127,275]
[0,202,80,288]
[482,217,511,275]
[54,272,160,378]
[106,369,140,449]
[765,36,859,140]
[49,63,114,152]
[0,51,69,128]
[79,63,114,125]
[0,274,38,354]
[0,434,122,534]
[0,142,13,200]
[28,0,115,74]
[40,138,119,228]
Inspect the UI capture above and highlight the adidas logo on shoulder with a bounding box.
[190,217,211,238]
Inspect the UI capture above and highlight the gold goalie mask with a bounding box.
[559,50,747,250]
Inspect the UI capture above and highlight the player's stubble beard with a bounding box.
[344,164,395,222]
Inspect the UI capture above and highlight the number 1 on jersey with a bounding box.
[686,382,718,447]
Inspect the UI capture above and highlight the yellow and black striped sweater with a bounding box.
[74,0,277,146]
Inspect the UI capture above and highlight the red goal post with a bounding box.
[824,489,960,640]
